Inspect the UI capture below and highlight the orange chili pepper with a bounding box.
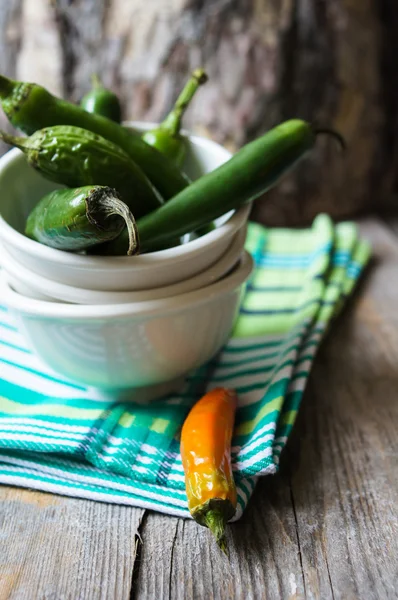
[180,387,238,552]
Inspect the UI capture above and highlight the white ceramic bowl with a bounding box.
[0,251,253,395]
[1,226,247,304]
[0,123,250,291]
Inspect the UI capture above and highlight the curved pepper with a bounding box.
[142,68,208,166]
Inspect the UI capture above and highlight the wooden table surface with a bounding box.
[0,218,397,600]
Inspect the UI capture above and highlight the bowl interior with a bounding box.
[0,122,233,237]
[0,154,64,233]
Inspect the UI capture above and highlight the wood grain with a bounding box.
[0,486,145,600]
[133,475,306,600]
[279,220,398,599]
[0,0,22,157]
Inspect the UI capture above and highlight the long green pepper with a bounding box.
[96,120,344,255]
[0,74,190,199]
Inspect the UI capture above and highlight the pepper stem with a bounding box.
[203,509,228,555]
[0,74,17,98]
[88,189,140,256]
[102,196,139,256]
[160,68,208,137]
[314,127,346,150]
[91,73,103,89]
[0,130,29,150]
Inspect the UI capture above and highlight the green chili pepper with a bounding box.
[142,69,208,166]
[194,222,217,238]
[25,185,139,255]
[80,74,122,123]
[0,74,190,199]
[143,68,208,242]
[0,125,163,219]
[96,120,344,255]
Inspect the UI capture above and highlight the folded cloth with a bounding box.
[0,215,370,520]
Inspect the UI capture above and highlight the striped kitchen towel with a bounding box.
[0,215,370,520]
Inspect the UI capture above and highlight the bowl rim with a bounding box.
[1,251,253,319]
[0,127,250,270]
[1,226,247,303]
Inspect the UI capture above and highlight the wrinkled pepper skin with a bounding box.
[0,125,163,220]
[0,74,190,199]
[180,388,238,552]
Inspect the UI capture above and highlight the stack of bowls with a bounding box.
[0,123,253,400]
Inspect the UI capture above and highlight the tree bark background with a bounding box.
[0,0,397,226]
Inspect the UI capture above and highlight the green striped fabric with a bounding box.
[0,215,370,519]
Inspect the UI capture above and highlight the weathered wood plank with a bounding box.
[289,218,398,600]
[0,0,22,157]
[0,0,22,75]
[0,486,145,600]
[133,219,398,600]
[17,0,63,96]
[53,0,108,100]
[134,475,306,600]
[380,214,398,240]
